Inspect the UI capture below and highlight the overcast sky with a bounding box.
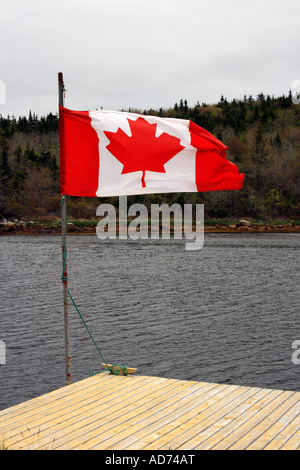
[1,0,299,118]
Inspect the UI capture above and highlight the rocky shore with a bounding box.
[1,218,300,235]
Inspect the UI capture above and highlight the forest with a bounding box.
[0,92,300,223]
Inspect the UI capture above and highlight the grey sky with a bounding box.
[1,0,299,118]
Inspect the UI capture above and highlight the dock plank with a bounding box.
[58,377,206,450]
[0,373,299,450]
[247,398,300,450]
[143,385,265,450]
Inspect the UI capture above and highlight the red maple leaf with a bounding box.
[104,117,185,188]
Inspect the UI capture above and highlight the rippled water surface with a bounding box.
[0,233,299,410]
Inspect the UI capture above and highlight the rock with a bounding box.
[3,223,15,232]
[236,219,251,228]
[238,219,251,225]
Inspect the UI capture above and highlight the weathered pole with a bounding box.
[58,72,71,385]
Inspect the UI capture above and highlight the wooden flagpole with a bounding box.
[58,72,71,385]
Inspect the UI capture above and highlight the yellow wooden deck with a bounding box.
[1,372,299,450]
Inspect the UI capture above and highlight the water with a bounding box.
[0,232,299,410]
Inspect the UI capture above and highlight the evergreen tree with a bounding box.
[0,145,10,177]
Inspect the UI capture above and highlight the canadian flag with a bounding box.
[59,106,244,197]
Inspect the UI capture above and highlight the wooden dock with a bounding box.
[1,372,299,450]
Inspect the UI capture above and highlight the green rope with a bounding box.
[67,290,107,365]
[60,195,127,376]
[108,364,128,376]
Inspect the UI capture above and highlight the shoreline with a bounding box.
[1,220,300,235]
